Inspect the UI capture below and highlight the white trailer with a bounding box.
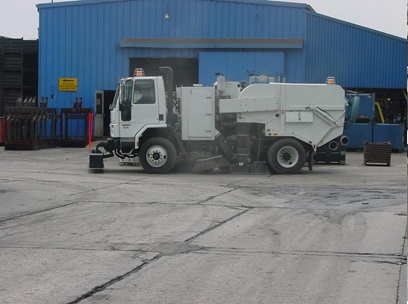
[90,67,355,174]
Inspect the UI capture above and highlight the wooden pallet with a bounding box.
[363,142,391,166]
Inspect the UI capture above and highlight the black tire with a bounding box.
[139,137,177,174]
[266,163,277,175]
[266,138,306,174]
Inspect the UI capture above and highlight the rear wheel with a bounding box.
[267,138,306,174]
[139,137,177,173]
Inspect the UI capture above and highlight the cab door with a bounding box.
[118,78,160,139]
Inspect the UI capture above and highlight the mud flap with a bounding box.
[308,151,313,171]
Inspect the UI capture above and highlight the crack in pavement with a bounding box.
[63,238,404,303]
[62,203,252,303]
[0,178,155,224]
[395,260,404,304]
[184,208,252,243]
[2,244,404,266]
[370,260,406,266]
[395,235,406,304]
[188,246,406,264]
[0,179,238,224]
[196,188,238,205]
[65,253,163,304]
[0,201,81,225]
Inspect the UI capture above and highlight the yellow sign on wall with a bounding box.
[59,78,78,92]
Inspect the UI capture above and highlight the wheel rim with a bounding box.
[146,145,168,168]
[277,146,299,168]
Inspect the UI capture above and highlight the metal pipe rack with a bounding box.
[60,108,92,147]
[4,107,59,150]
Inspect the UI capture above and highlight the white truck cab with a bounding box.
[110,75,167,142]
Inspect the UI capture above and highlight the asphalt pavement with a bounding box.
[0,145,406,304]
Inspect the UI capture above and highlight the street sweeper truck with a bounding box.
[89,67,355,174]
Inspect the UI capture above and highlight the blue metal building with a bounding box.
[37,0,407,136]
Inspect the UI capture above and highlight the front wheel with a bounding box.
[266,138,306,174]
[139,137,177,174]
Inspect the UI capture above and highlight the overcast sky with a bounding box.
[0,0,406,39]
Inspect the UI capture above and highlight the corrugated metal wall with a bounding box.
[39,1,130,109]
[304,12,407,88]
[38,0,308,109]
[38,0,406,111]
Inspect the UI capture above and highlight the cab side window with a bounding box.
[133,79,155,104]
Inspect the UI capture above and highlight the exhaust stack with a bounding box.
[159,66,174,111]
[328,141,339,151]
[339,136,349,146]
